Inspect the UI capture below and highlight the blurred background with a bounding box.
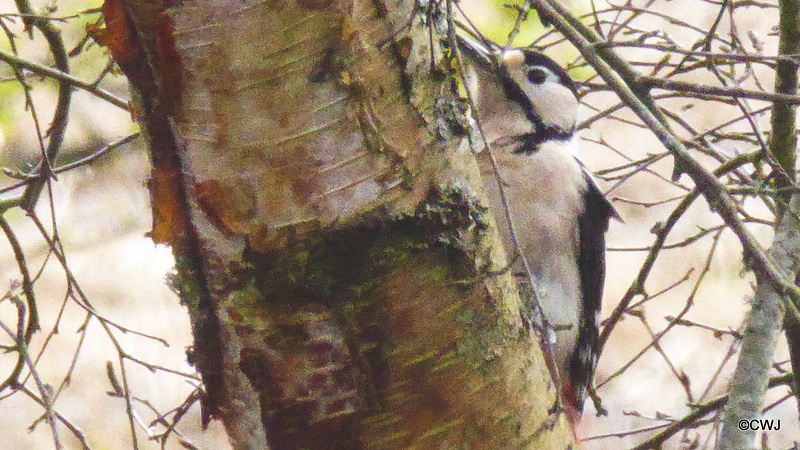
[0,0,798,448]
[0,0,231,447]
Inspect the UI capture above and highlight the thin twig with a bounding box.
[0,49,129,110]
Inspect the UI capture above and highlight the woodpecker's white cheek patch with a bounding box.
[524,81,578,133]
[503,64,578,134]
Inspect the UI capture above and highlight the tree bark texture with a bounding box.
[104,0,575,447]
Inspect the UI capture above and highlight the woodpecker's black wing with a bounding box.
[568,172,617,411]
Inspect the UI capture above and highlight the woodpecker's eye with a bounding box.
[526,67,547,85]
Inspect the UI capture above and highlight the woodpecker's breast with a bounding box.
[478,139,588,365]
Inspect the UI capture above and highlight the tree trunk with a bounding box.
[101,0,575,447]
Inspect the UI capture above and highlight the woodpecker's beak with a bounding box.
[455,31,497,69]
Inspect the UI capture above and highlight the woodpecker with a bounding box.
[457,33,618,420]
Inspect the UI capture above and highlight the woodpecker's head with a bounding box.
[498,49,579,143]
[457,35,580,149]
